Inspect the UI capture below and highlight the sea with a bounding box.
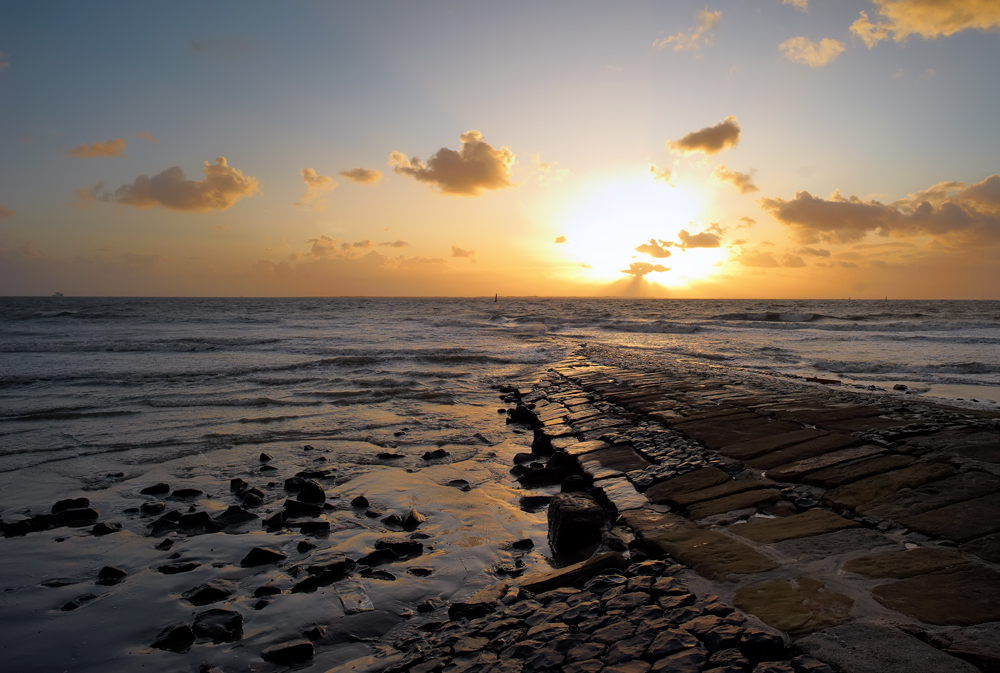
[2,297,1000,475]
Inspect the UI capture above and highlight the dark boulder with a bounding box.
[140,483,170,496]
[157,562,201,574]
[183,580,238,606]
[739,626,786,663]
[297,480,326,504]
[263,511,287,531]
[375,537,423,558]
[151,623,195,653]
[259,452,272,462]
[53,508,99,526]
[91,522,121,536]
[547,493,605,553]
[213,506,258,527]
[283,499,322,515]
[241,490,264,508]
[299,521,330,534]
[168,488,203,500]
[422,448,450,460]
[306,551,355,578]
[179,511,212,530]
[192,608,243,643]
[230,478,249,495]
[96,566,127,586]
[240,546,287,567]
[140,502,165,516]
[350,495,369,508]
[284,476,308,492]
[261,639,314,665]
[52,498,90,514]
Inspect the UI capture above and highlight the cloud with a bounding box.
[307,236,374,258]
[759,174,1000,245]
[677,228,722,249]
[784,0,809,11]
[621,262,669,277]
[137,131,159,143]
[713,165,759,194]
[650,164,673,184]
[532,154,568,184]
[554,236,568,244]
[738,216,756,228]
[296,168,336,209]
[852,1,1000,47]
[667,116,741,156]
[734,250,779,267]
[798,246,831,257]
[66,138,127,158]
[779,36,846,67]
[654,10,722,52]
[782,253,807,267]
[78,157,260,213]
[451,245,476,262]
[378,240,409,248]
[390,130,514,196]
[635,239,673,259]
[0,206,15,219]
[339,168,382,185]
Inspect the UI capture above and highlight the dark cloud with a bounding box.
[713,165,759,194]
[677,228,722,249]
[782,253,807,267]
[451,245,476,262]
[339,168,382,185]
[667,116,741,156]
[78,157,260,212]
[798,246,831,257]
[390,131,514,196]
[635,239,673,258]
[759,174,1000,245]
[734,250,779,267]
[378,240,409,248]
[621,262,669,277]
[66,138,127,158]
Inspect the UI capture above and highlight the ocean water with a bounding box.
[2,297,999,473]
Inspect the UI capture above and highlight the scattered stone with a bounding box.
[52,497,90,514]
[151,623,195,653]
[547,492,605,553]
[259,452,272,462]
[192,608,243,643]
[140,483,170,496]
[213,505,259,527]
[422,448,450,460]
[351,495,370,508]
[183,580,238,606]
[157,562,201,574]
[168,488,203,500]
[297,480,326,504]
[96,566,127,586]
[91,522,121,536]
[240,546,287,567]
[53,507,100,526]
[447,479,472,492]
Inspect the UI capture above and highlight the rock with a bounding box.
[259,452,272,462]
[299,521,330,534]
[893,384,908,391]
[241,490,264,508]
[752,663,795,673]
[449,582,509,621]
[297,480,326,504]
[708,647,750,670]
[140,502,165,516]
[547,492,605,553]
[297,540,316,553]
[375,537,423,558]
[351,495,369,508]
[91,522,121,536]
[402,509,425,530]
[305,550,356,578]
[260,464,277,472]
[378,452,404,459]
[240,546,287,567]
[156,562,201,574]
[870,566,1000,625]
[213,505,259,526]
[192,608,243,643]
[254,583,282,597]
[183,580,238,606]
[263,511,287,531]
[739,626,785,662]
[52,497,90,514]
[283,498,322,515]
[510,538,534,550]
[53,507,100,526]
[646,628,700,659]
[151,623,195,653]
[358,549,399,567]
[651,646,708,673]
[730,510,859,544]
[179,511,212,529]
[842,547,969,579]
[168,488,204,499]
[447,479,472,492]
[823,462,956,511]
[154,538,175,550]
[733,577,853,638]
[96,566,127,586]
[422,449,450,460]
[140,483,170,496]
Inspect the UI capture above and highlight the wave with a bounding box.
[715,312,822,323]
[602,320,700,334]
[812,358,1000,377]
[0,409,141,422]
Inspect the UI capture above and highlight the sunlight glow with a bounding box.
[558,172,724,287]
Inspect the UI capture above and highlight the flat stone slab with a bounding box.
[765,445,884,483]
[643,467,732,504]
[520,552,628,594]
[872,566,1000,625]
[622,509,778,580]
[894,491,1000,542]
[771,528,895,562]
[579,445,652,476]
[796,623,980,673]
[934,623,1000,673]
[572,417,632,434]
[909,429,1000,464]
[670,478,767,508]
[687,488,783,520]
[842,547,970,579]
[801,454,915,489]
[960,531,1000,563]
[676,417,787,451]
[747,433,862,471]
[858,470,1000,520]
[596,477,648,512]
[720,429,828,462]
[562,440,614,457]
[823,462,957,511]
[733,577,853,638]
[730,510,859,545]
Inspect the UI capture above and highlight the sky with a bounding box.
[1,0,999,298]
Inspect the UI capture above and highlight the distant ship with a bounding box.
[51,292,64,297]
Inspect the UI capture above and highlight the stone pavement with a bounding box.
[513,351,1000,672]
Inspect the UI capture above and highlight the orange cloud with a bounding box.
[734,249,778,267]
[451,245,476,262]
[635,239,673,258]
[783,0,808,11]
[667,116,741,156]
[339,168,382,185]
[66,138,127,158]
[760,174,1000,245]
[677,228,722,249]
[137,131,159,143]
[296,168,336,209]
[798,246,831,257]
[532,154,568,184]
[650,165,673,184]
[654,10,722,52]
[782,253,807,267]
[390,131,514,196]
[852,1,1000,47]
[79,157,260,212]
[0,206,14,219]
[378,240,409,248]
[738,216,756,228]
[713,165,759,194]
[621,262,669,276]
[555,236,568,244]
[779,37,846,67]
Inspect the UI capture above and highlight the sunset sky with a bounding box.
[2,1,998,298]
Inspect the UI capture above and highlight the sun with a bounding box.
[557,170,724,287]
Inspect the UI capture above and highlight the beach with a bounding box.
[1,297,999,672]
